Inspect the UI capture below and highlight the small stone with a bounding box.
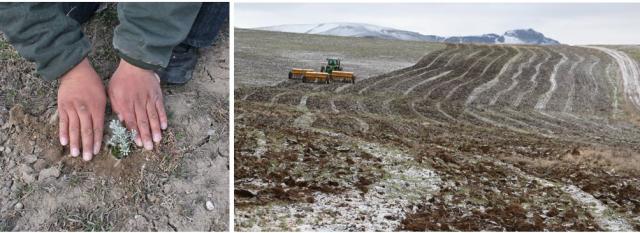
[205,200,215,211]
[22,174,36,184]
[19,164,36,184]
[6,160,16,169]
[163,184,171,194]
[15,202,23,210]
[33,159,47,171]
[23,154,37,164]
[207,129,216,136]
[38,167,60,181]
[4,147,11,153]
[336,146,350,152]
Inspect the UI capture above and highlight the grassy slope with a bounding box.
[234,28,446,88]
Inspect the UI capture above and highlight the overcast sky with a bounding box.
[235,3,640,45]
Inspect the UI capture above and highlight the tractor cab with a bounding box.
[321,58,343,73]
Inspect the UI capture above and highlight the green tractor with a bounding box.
[320,58,356,83]
[320,58,343,73]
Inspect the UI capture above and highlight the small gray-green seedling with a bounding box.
[107,119,137,159]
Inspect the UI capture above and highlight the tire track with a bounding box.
[562,55,586,113]
[466,47,523,106]
[488,159,634,232]
[423,47,496,100]
[490,48,537,105]
[583,46,640,112]
[403,71,452,96]
[605,63,621,117]
[513,49,551,107]
[535,52,569,110]
[356,47,454,95]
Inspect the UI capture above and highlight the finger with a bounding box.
[146,99,161,143]
[92,109,104,155]
[155,97,168,130]
[134,100,153,150]
[58,107,69,146]
[68,110,81,157]
[121,103,141,147]
[77,104,94,161]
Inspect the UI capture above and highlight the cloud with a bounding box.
[235,3,640,45]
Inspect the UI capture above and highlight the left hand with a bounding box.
[108,59,168,150]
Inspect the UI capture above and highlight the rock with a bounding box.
[236,189,258,198]
[4,147,11,154]
[48,111,59,125]
[8,105,26,126]
[22,173,36,184]
[15,202,23,210]
[38,167,60,181]
[207,129,216,136]
[336,146,350,152]
[6,160,15,169]
[33,159,47,171]
[19,164,36,184]
[23,154,37,164]
[147,194,158,203]
[206,200,215,211]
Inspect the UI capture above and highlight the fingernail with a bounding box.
[135,137,143,147]
[144,141,153,150]
[83,152,92,161]
[161,122,167,130]
[153,133,161,143]
[94,143,101,155]
[71,148,80,157]
[60,137,68,146]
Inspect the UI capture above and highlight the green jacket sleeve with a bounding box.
[113,3,201,70]
[0,3,91,81]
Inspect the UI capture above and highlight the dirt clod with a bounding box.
[38,167,60,181]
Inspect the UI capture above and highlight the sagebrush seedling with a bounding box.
[107,119,136,159]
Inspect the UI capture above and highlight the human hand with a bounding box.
[57,58,107,161]
[108,59,168,151]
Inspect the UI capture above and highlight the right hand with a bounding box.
[57,58,107,161]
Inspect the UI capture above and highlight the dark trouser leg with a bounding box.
[158,3,229,85]
[182,2,229,48]
[61,3,101,24]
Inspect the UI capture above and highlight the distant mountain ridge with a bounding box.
[254,23,560,45]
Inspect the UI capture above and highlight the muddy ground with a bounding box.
[0,7,229,231]
[235,30,640,232]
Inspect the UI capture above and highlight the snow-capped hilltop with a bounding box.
[256,23,444,42]
[253,23,560,45]
[503,29,560,45]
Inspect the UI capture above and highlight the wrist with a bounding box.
[118,59,160,82]
[60,58,92,84]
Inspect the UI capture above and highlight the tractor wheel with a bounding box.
[320,66,325,72]
[288,71,293,79]
[352,76,356,84]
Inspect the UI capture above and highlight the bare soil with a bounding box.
[235,30,640,231]
[0,7,229,231]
